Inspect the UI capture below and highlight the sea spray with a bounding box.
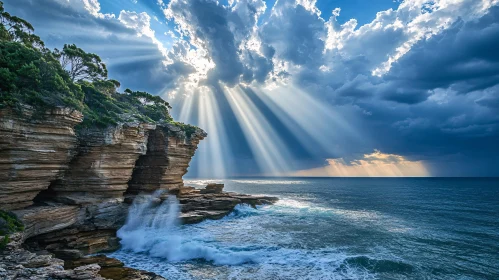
[118,191,180,256]
[117,191,257,264]
[109,195,383,279]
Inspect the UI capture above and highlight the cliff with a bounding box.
[0,7,278,278]
[0,107,83,211]
[0,107,277,279]
[0,107,205,255]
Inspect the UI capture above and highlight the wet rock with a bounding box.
[200,183,224,194]
[51,263,106,280]
[178,184,278,224]
[66,255,166,280]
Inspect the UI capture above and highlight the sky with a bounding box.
[4,0,499,177]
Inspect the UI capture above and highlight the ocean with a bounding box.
[108,178,499,279]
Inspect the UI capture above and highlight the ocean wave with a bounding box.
[230,179,308,185]
[184,179,222,187]
[343,256,414,274]
[271,198,412,234]
[111,194,413,279]
[109,246,408,280]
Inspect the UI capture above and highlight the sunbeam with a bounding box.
[293,150,429,177]
[253,83,367,158]
[177,92,195,123]
[223,85,294,175]
[196,88,228,178]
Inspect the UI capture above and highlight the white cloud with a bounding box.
[321,0,499,78]
[118,10,168,57]
[82,0,115,18]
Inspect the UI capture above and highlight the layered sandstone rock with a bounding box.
[25,123,156,257]
[127,124,207,194]
[177,184,278,224]
[48,123,156,204]
[65,255,166,280]
[0,105,278,279]
[0,107,82,210]
[13,204,79,239]
[22,124,207,257]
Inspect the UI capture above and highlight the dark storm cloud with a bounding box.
[171,0,244,85]
[3,0,499,176]
[165,0,273,86]
[386,7,499,96]
[285,4,499,175]
[260,3,325,66]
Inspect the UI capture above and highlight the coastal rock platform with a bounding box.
[0,184,277,280]
[176,184,278,223]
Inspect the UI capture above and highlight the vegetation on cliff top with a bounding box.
[0,210,24,250]
[0,1,198,136]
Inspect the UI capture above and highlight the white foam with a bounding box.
[183,179,222,187]
[118,193,261,265]
[111,195,402,279]
[230,179,308,185]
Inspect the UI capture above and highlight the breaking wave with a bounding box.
[117,192,258,265]
[110,193,414,279]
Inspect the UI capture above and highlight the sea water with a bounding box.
[108,178,499,279]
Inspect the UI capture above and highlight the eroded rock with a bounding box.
[127,125,206,194]
[0,107,82,210]
[176,185,278,224]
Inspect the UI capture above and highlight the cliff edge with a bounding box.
[0,107,277,280]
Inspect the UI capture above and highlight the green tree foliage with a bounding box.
[0,1,43,48]
[0,210,24,250]
[0,40,84,111]
[0,1,199,135]
[55,44,108,82]
[125,89,172,122]
[79,86,174,128]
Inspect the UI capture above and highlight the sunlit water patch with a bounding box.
[109,178,499,279]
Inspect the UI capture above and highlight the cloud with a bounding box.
[118,10,168,57]
[2,0,193,93]
[82,0,115,18]
[3,0,499,176]
[163,0,273,86]
[261,0,325,67]
[293,150,429,177]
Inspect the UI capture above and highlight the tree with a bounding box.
[54,44,108,82]
[93,79,120,96]
[0,1,43,48]
[123,89,173,122]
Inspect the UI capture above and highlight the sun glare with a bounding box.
[293,150,429,177]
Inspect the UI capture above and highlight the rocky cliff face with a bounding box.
[0,232,166,280]
[0,108,206,259]
[48,123,156,205]
[127,124,205,194]
[0,107,279,280]
[0,107,83,211]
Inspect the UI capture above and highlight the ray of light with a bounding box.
[255,83,367,157]
[177,92,195,123]
[248,87,326,156]
[196,89,228,178]
[222,86,294,175]
[106,54,165,66]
